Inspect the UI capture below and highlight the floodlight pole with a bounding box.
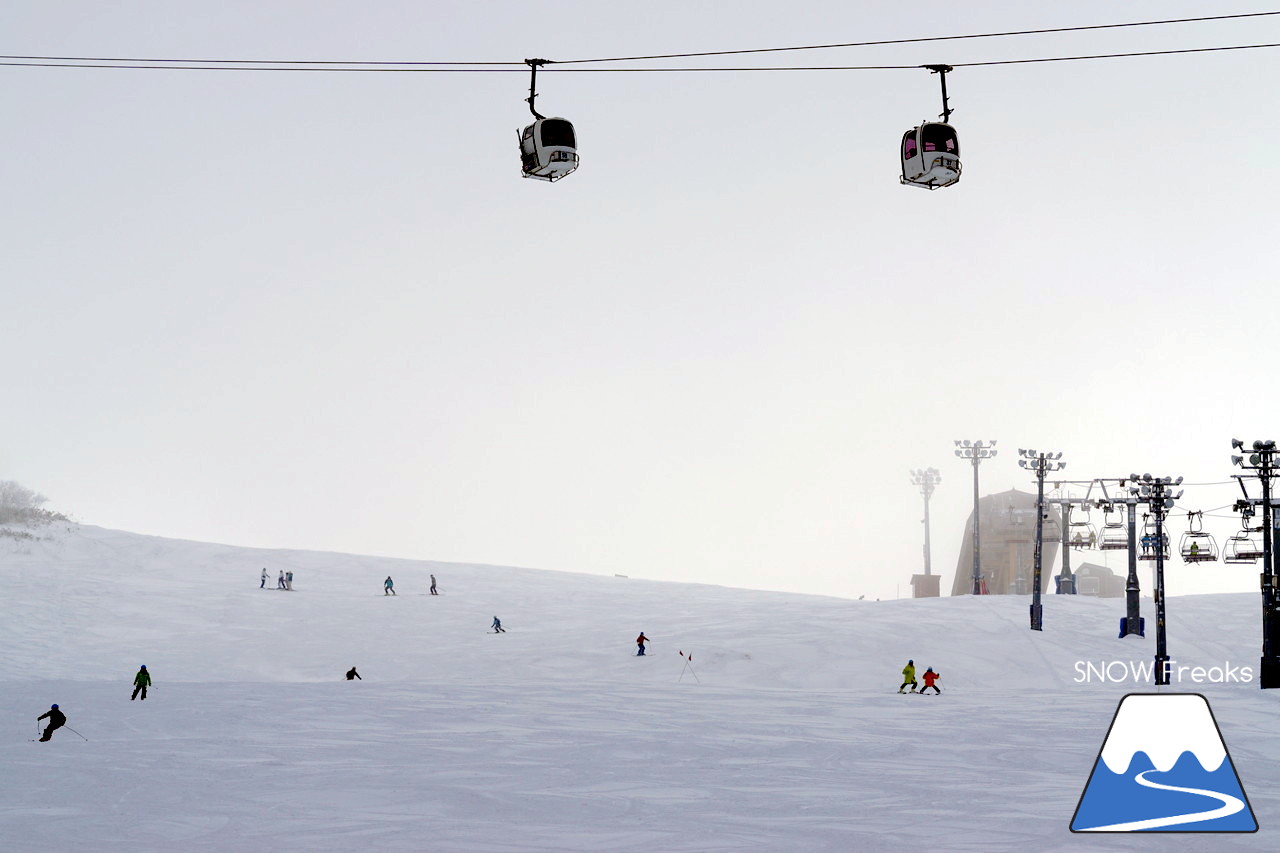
[1151,489,1171,686]
[1233,439,1280,688]
[955,440,997,595]
[1125,475,1182,686]
[910,468,942,576]
[1019,449,1064,630]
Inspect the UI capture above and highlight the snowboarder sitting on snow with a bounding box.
[899,660,917,693]
[920,667,941,694]
[37,704,66,742]
[346,667,361,681]
[384,576,396,596]
[491,616,505,633]
[132,665,151,700]
[636,633,649,656]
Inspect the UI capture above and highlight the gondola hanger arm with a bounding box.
[922,63,954,122]
[525,58,548,119]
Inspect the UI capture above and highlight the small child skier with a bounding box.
[384,576,396,596]
[899,659,917,693]
[132,665,151,700]
[920,667,941,694]
[37,704,66,742]
[636,632,649,656]
[491,616,505,633]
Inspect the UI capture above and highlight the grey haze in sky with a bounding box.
[2,0,1276,600]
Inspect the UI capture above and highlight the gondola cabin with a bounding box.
[900,122,960,190]
[519,118,578,182]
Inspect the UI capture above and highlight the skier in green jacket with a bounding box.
[132,665,151,701]
[898,660,917,693]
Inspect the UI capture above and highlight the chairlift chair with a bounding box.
[1137,518,1170,561]
[1069,520,1098,551]
[1223,532,1264,564]
[1098,508,1128,551]
[1179,512,1219,564]
[900,65,961,190]
[518,59,579,182]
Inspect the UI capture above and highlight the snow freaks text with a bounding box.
[1073,661,1254,684]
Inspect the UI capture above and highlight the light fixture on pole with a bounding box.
[955,439,997,595]
[1018,448,1064,630]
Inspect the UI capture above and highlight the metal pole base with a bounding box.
[1030,603,1043,631]
[1260,655,1280,689]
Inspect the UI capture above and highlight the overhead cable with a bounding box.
[3,10,1277,68]
[3,41,1279,73]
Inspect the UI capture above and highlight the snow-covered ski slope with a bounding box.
[1,524,1277,851]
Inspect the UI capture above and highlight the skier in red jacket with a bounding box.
[920,667,941,694]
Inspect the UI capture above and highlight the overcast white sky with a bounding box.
[2,1,1277,600]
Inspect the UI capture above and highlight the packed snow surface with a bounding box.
[1,524,1277,851]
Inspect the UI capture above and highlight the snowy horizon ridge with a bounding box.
[3,522,1276,851]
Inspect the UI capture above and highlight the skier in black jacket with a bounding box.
[346,667,361,680]
[37,704,66,742]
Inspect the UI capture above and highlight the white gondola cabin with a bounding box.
[900,122,961,190]
[518,118,578,182]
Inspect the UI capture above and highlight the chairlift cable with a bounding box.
[3,41,1280,73]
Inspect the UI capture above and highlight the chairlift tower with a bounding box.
[1230,438,1280,689]
[955,440,997,595]
[910,468,942,577]
[1042,493,1095,595]
[1018,449,1064,631]
[1125,474,1184,686]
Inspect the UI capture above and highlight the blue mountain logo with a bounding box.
[1071,693,1257,832]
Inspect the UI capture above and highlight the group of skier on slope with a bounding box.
[37,666,150,742]
[898,660,941,694]
[383,574,438,596]
[261,569,293,590]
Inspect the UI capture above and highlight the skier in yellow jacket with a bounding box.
[898,660,918,693]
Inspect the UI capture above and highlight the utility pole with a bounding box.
[1231,439,1280,689]
[910,468,942,577]
[954,440,997,595]
[1018,448,1064,630]
[1126,473,1184,686]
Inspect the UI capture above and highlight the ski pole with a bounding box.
[63,727,88,741]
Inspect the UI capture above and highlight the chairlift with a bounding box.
[1179,511,1218,564]
[1137,514,1170,561]
[1223,507,1265,564]
[1068,505,1097,550]
[900,65,961,190]
[518,59,578,182]
[1223,534,1262,564]
[1098,505,1128,551]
